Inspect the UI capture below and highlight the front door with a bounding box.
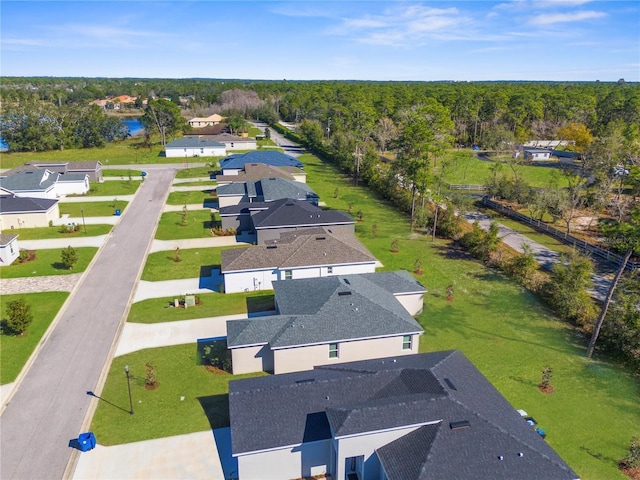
[345,455,363,480]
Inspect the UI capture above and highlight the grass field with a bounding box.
[59,201,128,217]
[1,247,98,278]
[0,292,70,384]
[141,246,247,281]
[128,291,274,323]
[6,224,113,240]
[175,166,218,179]
[166,190,217,206]
[87,179,140,196]
[155,210,219,240]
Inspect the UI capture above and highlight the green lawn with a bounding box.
[90,344,264,445]
[102,169,145,177]
[435,150,569,188]
[1,292,70,384]
[166,190,217,206]
[155,210,219,240]
[141,246,248,281]
[128,291,274,323]
[1,247,98,278]
[59,201,128,217]
[6,224,112,240]
[175,166,217,179]
[86,180,140,196]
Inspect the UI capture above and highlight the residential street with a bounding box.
[0,168,176,480]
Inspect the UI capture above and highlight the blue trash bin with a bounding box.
[114,209,121,216]
[78,432,96,452]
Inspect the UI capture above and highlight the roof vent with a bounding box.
[266,245,277,249]
[450,420,470,430]
[497,455,504,461]
[295,378,315,384]
[444,378,457,391]
[315,237,326,240]
[517,452,524,457]
[338,291,352,297]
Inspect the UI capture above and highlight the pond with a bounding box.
[121,118,144,136]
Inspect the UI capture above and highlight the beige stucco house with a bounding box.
[227,271,426,375]
[0,195,60,229]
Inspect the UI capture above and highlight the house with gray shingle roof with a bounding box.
[0,169,89,198]
[228,350,578,480]
[0,233,20,266]
[221,227,377,293]
[219,151,305,182]
[216,162,298,185]
[0,195,60,229]
[226,270,425,375]
[217,177,318,208]
[164,137,227,158]
[4,161,103,182]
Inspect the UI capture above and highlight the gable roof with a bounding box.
[229,351,578,480]
[250,199,353,230]
[221,228,376,273]
[216,163,296,184]
[226,271,424,349]
[219,151,303,171]
[3,161,102,177]
[217,178,317,203]
[0,170,58,193]
[165,137,226,149]
[0,233,19,245]
[0,195,59,214]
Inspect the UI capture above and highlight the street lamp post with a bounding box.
[81,208,87,233]
[124,365,134,415]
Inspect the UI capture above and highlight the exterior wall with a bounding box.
[231,344,274,374]
[54,178,89,196]
[292,172,307,183]
[225,141,257,151]
[223,263,376,294]
[0,205,60,229]
[237,440,332,480]
[334,425,424,480]
[394,292,425,316]
[217,195,245,208]
[11,189,56,200]
[272,335,420,375]
[256,224,355,244]
[0,238,19,266]
[221,168,241,176]
[224,269,279,294]
[220,213,252,232]
[166,146,226,158]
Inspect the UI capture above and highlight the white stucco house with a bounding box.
[0,169,89,199]
[226,270,426,375]
[164,137,227,158]
[228,350,579,480]
[0,233,20,266]
[221,228,377,293]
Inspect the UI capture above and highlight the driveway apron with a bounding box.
[0,168,176,480]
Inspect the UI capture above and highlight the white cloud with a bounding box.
[529,10,607,24]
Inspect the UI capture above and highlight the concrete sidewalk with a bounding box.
[18,235,109,250]
[133,275,222,302]
[73,431,226,480]
[148,235,253,253]
[59,194,136,203]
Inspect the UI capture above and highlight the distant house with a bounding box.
[0,195,60,229]
[0,233,20,267]
[227,270,425,375]
[221,227,377,293]
[4,161,103,182]
[164,137,227,158]
[217,177,318,208]
[197,133,257,152]
[228,350,579,480]
[219,151,304,182]
[188,113,223,128]
[523,148,552,161]
[0,169,89,199]
[216,162,298,185]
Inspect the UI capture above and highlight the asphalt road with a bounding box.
[1,168,176,480]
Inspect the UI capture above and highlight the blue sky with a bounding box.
[1,1,638,81]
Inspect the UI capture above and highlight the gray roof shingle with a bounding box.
[165,137,226,149]
[0,195,58,213]
[251,199,353,230]
[219,151,303,170]
[0,170,58,193]
[216,178,317,203]
[216,163,296,184]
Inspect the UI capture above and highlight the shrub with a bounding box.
[61,246,78,269]
[620,436,640,470]
[3,297,33,335]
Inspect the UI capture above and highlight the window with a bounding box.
[329,343,339,358]
[284,270,292,280]
[327,266,333,274]
[402,335,412,350]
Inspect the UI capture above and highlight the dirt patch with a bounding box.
[621,466,640,480]
[538,385,555,394]
[144,382,160,391]
[204,365,228,375]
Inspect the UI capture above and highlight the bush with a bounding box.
[3,297,33,335]
[211,227,236,237]
[61,246,78,269]
[620,436,640,470]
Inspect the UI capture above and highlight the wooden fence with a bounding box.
[482,197,639,272]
